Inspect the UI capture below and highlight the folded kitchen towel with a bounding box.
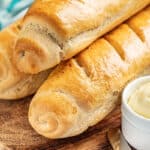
[0,0,33,30]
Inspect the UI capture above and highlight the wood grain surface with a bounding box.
[0,97,121,150]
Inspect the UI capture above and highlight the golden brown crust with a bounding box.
[26,0,150,39]
[127,7,150,48]
[14,1,150,74]
[29,9,150,139]
[0,21,50,100]
[14,38,49,73]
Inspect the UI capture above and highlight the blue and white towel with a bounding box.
[0,0,33,30]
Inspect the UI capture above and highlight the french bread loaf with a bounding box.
[14,0,150,74]
[0,20,50,100]
[28,7,150,139]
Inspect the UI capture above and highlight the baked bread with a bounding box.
[14,0,150,74]
[0,20,50,100]
[28,7,150,139]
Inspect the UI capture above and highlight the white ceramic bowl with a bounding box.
[122,76,150,150]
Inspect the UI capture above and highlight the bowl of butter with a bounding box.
[122,75,150,150]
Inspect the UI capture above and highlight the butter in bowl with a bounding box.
[122,76,150,150]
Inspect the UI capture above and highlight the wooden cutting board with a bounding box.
[0,96,121,150]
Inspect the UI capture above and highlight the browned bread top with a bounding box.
[25,0,150,40]
[0,21,50,99]
[13,1,150,74]
[29,7,150,139]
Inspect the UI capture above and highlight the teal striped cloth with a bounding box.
[0,0,33,30]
